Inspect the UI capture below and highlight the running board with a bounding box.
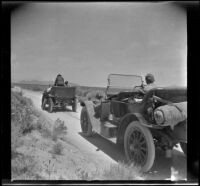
[100,121,118,138]
[83,101,118,139]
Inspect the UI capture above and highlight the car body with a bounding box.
[80,74,187,172]
[41,86,77,112]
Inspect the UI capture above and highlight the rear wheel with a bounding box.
[46,98,54,113]
[180,142,187,156]
[80,107,93,137]
[41,97,46,110]
[124,121,155,172]
[72,98,77,112]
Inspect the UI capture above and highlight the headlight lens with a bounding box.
[154,110,165,125]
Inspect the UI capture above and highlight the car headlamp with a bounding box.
[154,109,165,125]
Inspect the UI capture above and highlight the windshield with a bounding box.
[106,74,143,95]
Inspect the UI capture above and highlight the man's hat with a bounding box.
[145,73,155,83]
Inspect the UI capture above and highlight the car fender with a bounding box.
[116,113,157,145]
[81,100,101,133]
[42,92,54,102]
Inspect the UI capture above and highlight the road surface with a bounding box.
[23,89,187,180]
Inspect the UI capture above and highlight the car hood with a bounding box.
[146,86,187,103]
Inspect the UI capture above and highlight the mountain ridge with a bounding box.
[16,80,79,86]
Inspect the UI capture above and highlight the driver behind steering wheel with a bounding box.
[137,73,156,94]
[143,73,156,92]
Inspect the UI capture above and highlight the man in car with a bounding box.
[143,73,156,92]
[137,73,156,94]
[46,74,65,93]
[54,74,65,86]
[64,81,71,87]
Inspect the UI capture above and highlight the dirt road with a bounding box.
[23,89,187,180]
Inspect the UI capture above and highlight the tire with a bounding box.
[124,121,155,172]
[41,97,46,110]
[46,98,54,113]
[72,98,77,112]
[80,107,93,137]
[180,142,187,156]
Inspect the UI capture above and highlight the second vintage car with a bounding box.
[41,85,77,112]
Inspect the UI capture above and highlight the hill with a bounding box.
[17,80,79,87]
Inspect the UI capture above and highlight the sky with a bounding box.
[11,2,187,87]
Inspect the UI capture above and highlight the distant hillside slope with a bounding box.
[18,80,78,87]
[11,82,107,99]
[19,80,54,85]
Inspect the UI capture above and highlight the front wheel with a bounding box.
[80,107,93,137]
[124,121,155,172]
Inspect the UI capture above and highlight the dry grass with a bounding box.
[73,163,144,180]
[100,163,144,180]
[35,117,52,139]
[86,90,105,101]
[11,91,37,152]
[52,119,68,141]
[11,153,41,180]
[11,91,43,179]
[11,91,66,180]
[51,142,64,155]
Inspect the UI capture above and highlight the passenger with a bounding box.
[46,86,52,92]
[54,74,65,86]
[143,73,156,92]
[64,81,70,87]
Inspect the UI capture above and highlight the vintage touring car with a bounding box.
[41,86,77,112]
[80,74,187,172]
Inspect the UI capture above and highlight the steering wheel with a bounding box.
[137,88,146,95]
[133,85,146,95]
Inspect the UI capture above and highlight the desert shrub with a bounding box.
[76,88,87,97]
[51,142,64,155]
[76,86,106,98]
[11,91,66,180]
[12,83,48,92]
[34,116,51,136]
[11,91,36,135]
[32,86,44,91]
[52,119,67,141]
[86,90,105,101]
[11,86,23,95]
[100,163,144,180]
[12,92,66,141]
[11,91,35,161]
[11,91,52,154]
[11,124,23,154]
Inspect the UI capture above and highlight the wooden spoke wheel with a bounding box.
[124,121,155,172]
[80,107,93,137]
